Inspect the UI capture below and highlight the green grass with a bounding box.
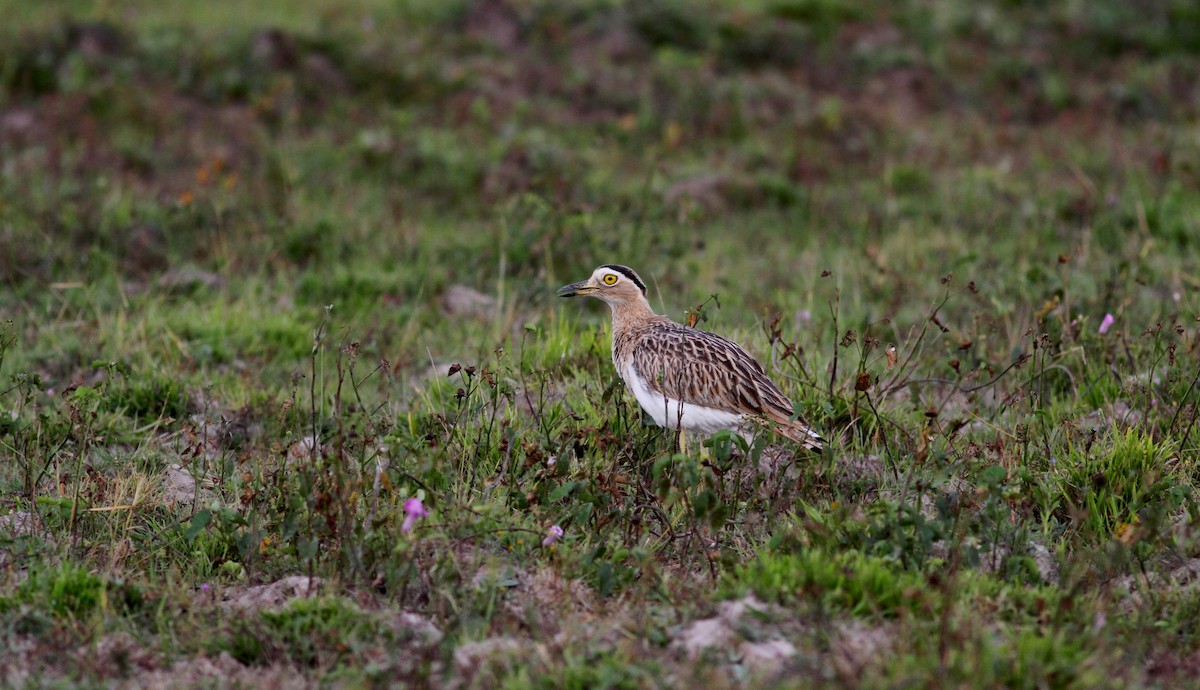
[1,0,1200,687]
[722,548,931,618]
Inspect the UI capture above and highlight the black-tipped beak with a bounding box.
[557,280,595,297]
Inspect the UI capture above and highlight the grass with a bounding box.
[2,0,1200,686]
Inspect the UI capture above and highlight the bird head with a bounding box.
[557,264,647,307]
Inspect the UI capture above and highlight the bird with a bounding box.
[557,264,823,453]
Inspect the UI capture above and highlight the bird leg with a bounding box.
[675,428,712,459]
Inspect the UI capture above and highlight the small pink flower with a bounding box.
[1098,313,1115,334]
[200,582,211,593]
[402,497,428,533]
[542,525,564,547]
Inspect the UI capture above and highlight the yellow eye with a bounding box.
[602,274,618,285]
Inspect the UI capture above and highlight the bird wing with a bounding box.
[631,320,795,420]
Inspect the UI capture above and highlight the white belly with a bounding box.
[621,363,745,435]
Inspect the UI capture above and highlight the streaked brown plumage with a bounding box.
[558,264,823,451]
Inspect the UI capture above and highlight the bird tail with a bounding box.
[758,414,825,451]
[778,420,825,451]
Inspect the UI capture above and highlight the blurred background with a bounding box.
[4,1,1197,349]
[4,0,1199,523]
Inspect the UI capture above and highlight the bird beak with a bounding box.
[557,279,596,297]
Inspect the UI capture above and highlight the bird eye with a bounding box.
[602,274,618,285]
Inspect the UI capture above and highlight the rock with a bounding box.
[219,576,323,612]
[0,635,36,688]
[673,596,772,659]
[717,594,768,624]
[675,595,793,673]
[1,108,37,139]
[516,568,595,615]
[287,435,322,463]
[830,620,893,679]
[0,511,43,536]
[392,612,444,646]
[163,464,199,505]
[1029,542,1059,584]
[675,617,735,658]
[664,173,731,213]
[452,637,526,683]
[0,511,51,570]
[440,285,497,319]
[156,266,223,293]
[976,541,1058,584]
[1169,559,1200,586]
[738,638,797,676]
[79,633,158,680]
[129,652,312,690]
[978,542,1011,575]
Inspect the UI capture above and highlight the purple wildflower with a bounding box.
[1098,313,1115,334]
[542,525,564,547]
[200,582,211,593]
[402,497,428,533]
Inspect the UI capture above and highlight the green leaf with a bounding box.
[979,465,1008,487]
[548,481,578,502]
[297,537,320,562]
[184,510,212,542]
[597,562,615,597]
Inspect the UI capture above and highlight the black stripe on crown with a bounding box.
[601,264,646,295]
